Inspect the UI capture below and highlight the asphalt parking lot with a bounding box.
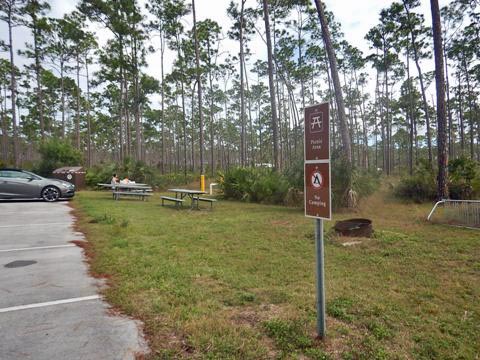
[0,201,148,360]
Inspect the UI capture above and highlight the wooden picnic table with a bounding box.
[167,188,207,209]
[98,183,152,201]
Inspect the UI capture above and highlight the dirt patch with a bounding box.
[146,320,194,359]
[331,236,373,247]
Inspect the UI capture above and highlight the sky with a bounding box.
[0,0,452,109]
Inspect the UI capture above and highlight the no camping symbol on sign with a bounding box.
[311,170,323,189]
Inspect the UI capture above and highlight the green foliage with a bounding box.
[395,158,480,202]
[283,157,304,189]
[352,169,381,199]
[85,163,118,186]
[394,160,437,202]
[331,155,381,209]
[221,167,290,204]
[448,156,479,200]
[152,172,196,189]
[36,139,83,177]
[222,159,380,207]
[331,155,353,208]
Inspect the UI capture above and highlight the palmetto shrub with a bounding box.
[394,160,437,202]
[221,167,290,204]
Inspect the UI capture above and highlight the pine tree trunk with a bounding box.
[191,86,196,172]
[403,0,433,167]
[85,55,92,167]
[160,31,165,174]
[262,0,280,170]
[457,82,465,155]
[431,0,448,199]
[192,0,204,175]
[133,35,141,162]
[7,7,18,166]
[383,42,391,175]
[33,19,45,140]
[60,60,65,139]
[1,86,8,163]
[463,57,475,159]
[124,78,131,158]
[243,57,255,165]
[314,0,352,164]
[181,81,187,180]
[76,54,81,150]
[444,47,454,159]
[239,0,246,166]
[406,51,415,175]
[207,39,215,176]
[118,40,125,162]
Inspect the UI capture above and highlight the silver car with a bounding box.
[0,169,75,202]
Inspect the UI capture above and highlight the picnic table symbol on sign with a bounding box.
[309,111,324,133]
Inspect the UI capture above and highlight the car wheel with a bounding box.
[41,186,60,202]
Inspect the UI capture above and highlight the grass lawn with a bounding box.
[73,188,479,359]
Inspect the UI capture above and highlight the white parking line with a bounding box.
[0,222,71,229]
[0,212,52,215]
[0,295,101,313]
[0,244,76,253]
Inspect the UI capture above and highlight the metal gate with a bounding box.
[427,200,480,229]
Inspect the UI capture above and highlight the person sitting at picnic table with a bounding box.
[111,173,119,185]
[120,176,135,184]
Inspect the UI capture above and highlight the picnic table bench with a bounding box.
[193,196,217,209]
[160,196,184,208]
[165,188,216,209]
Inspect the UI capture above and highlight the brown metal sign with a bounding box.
[305,162,331,219]
[305,103,329,161]
[305,103,331,220]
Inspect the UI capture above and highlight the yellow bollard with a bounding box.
[200,174,205,192]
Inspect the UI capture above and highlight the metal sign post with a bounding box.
[304,103,331,339]
[315,218,326,338]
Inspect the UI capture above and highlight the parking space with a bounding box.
[0,201,148,360]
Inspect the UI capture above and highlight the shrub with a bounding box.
[395,157,480,202]
[394,161,436,202]
[35,139,83,177]
[331,154,380,209]
[222,157,381,207]
[85,163,119,187]
[448,156,478,200]
[472,176,480,199]
[283,157,303,189]
[222,167,290,204]
[152,172,196,189]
